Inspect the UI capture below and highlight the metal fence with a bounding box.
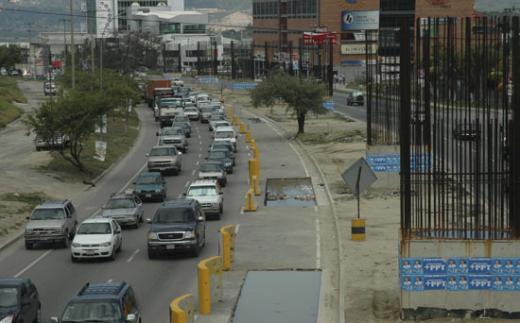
[379,16,520,240]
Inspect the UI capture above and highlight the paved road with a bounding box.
[0,103,250,322]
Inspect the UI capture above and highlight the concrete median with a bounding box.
[170,294,195,323]
[198,256,223,315]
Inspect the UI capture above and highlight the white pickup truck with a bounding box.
[158,98,184,127]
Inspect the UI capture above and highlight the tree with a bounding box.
[25,70,139,173]
[0,45,22,69]
[250,71,327,134]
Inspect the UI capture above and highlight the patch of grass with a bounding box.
[1,192,50,210]
[0,76,27,103]
[0,100,22,127]
[43,109,140,181]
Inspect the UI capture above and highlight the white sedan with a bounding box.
[70,218,122,262]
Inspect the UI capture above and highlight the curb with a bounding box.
[0,231,24,253]
[240,108,345,323]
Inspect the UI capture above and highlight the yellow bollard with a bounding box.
[351,218,366,241]
[220,225,237,271]
[232,116,240,126]
[245,131,252,143]
[170,294,194,323]
[252,175,261,196]
[243,188,257,212]
[248,159,255,185]
[253,155,260,181]
[239,122,246,134]
[198,256,223,315]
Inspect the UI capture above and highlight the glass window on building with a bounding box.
[184,24,206,34]
[160,22,181,34]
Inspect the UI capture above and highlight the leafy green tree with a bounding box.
[25,70,139,173]
[250,71,327,134]
[0,45,22,69]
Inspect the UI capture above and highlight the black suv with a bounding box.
[146,199,206,259]
[0,278,41,323]
[51,282,141,323]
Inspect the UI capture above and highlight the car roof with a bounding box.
[81,217,113,224]
[215,126,234,132]
[72,282,128,301]
[36,200,69,209]
[0,277,30,287]
[109,193,135,200]
[200,161,223,166]
[190,179,218,187]
[138,171,162,178]
[160,199,195,208]
[152,145,177,150]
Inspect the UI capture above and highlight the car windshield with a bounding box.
[136,175,159,184]
[185,108,197,113]
[150,147,172,156]
[209,152,226,159]
[175,117,188,122]
[31,208,65,220]
[62,301,121,322]
[212,144,230,150]
[0,287,18,307]
[200,107,213,113]
[215,131,234,139]
[200,163,222,172]
[105,198,135,209]
[77,223,112,234]
[172,123,187,128]
[187,186,217,197]
[161,128,182,136]
[153,208,195,223]
[215,122,230,127]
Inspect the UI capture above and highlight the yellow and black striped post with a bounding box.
[351,218,366,241]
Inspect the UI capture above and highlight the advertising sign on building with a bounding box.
[96,0,116,38]
[341,10,379,31]
[341,43,378,55]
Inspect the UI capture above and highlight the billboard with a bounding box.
[96,0,116,38]
[341,10,379,31]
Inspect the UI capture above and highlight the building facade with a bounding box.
[252,0,475,77]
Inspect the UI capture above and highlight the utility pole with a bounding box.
[70,0,76,88]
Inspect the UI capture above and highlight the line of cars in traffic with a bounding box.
[2,83,240,322]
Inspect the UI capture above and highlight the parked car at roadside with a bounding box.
[0,278,41,323]
[346,91,364,106]
[43,81,57,96]
[70,218,122,262]
[34,133,70,151]
[24,200,78,249]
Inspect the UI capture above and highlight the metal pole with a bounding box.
[213,41,218,75]
[178,43,182,73]
[400,19,412,237]
[231,41,236,80]
[70,0,75,88]
[510,17,520,237]
[197,41,201,75]
[356,166,362,219]
[264,41,269,75]
[328,38,333,96]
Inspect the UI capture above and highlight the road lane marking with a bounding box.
[192,170,196,176]
[107,279,113,283]
[177,193,183,199]
[314,209,321,269]
[235,224,240,234]
[185,181,190,188]
[199,141,202,145]
[196,161,199,165]
[15,250,53,278]
[126,249,140,263]
[119,162,147,193]
[198,153,202,158]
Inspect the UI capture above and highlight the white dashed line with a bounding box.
[235,224,240,234]
[196,161,199,165]
[15,250,53,278]
[192,170,196,175]
[177,193,183,199]
[126,249,140,263]
[198,153,202,158]
[184,181,190,188]
[107,279,113,283]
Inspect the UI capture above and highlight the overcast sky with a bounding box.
[475,0,519,11]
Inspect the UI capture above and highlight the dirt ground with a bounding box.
[0,80,85,246]
[197,84,513,323]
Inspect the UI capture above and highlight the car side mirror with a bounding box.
[198,216,205,222]
[146,218,152,224]
[50,317,59,323]
[178,151,182,155]
[126,313,137,322]
[145,153,149,157]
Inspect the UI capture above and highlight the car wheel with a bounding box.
[148,249,157,259]
[25,240,33,250]
[62,234,69,248]
[109,249,116,261]
[139,214,144,223]
[34,306,41,323]
[191,240,200,257]
[36,147,41,152]
[117,241,122,252]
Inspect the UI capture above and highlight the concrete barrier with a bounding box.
[198,256,223,315]
[170,294,195,323]
[244,188,257,212]
[220,224,237,271]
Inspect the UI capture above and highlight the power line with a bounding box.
[0,6,318,33]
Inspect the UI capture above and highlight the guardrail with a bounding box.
[198,256,223,315]
[170,294,195,323]
[220,224,237,271]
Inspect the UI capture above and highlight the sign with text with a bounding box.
[341,43,378,55]
[341,10,379,31]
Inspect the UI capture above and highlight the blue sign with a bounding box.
[340,60,365,66]
[400,258,424,275]
[341,10,379,31]
[401,275,424,292]
[422,258,446,275]
[424,276,446,290]
[446,275,470,291]
[322,100,335,110]
[469,258,492,275]
[469,275,492,290]
[197,76,219,84]
[231,82,257,90]
[346,0,357,3]
[447,258,469,274]
[366,153,431,173]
